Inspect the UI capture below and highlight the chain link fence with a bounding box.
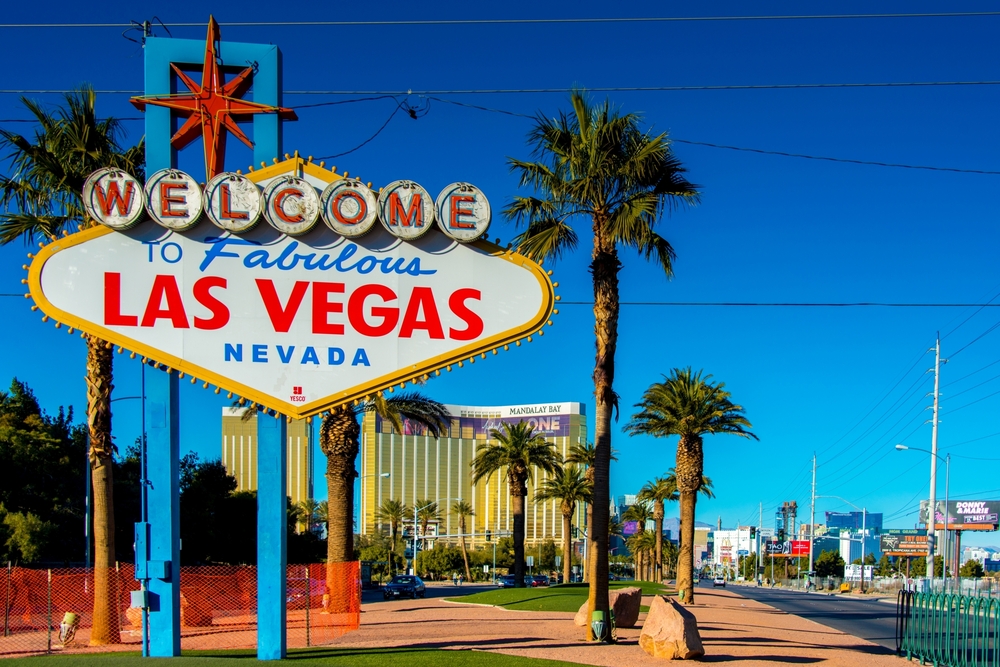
[0,561,359,656]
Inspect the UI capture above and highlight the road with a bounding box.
[718,583,899,652]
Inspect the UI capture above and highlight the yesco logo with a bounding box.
[82,168,491,243]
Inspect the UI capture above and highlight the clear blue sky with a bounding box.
[3,1,1000,548]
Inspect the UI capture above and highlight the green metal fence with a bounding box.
[897,590,1000,666]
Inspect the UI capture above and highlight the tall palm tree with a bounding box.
[415,499,440,546]
[534,464,592,586]
[451,500,474,582]
[565,441,617,583]
[626,368,756,604]
[621,503,652,581]
[0,87,143,645]
[321,392,448,608]
[506,92,698,636]
[471,421,560,588]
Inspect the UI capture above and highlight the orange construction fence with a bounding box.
[0,562,360,656]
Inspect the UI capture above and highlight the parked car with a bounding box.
[531,575,550,587]
[713,576,726,587]
[383,575,425,600]
[497,574,518,588]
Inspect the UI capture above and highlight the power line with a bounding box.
[3,11,1000,28]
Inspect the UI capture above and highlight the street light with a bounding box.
[896,444,950,589]
[816,495,868,592]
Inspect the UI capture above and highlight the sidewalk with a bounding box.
[338,585,906,666]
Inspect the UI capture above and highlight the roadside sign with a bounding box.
[555,556,562,567]
[527,556,534,567]
[737,549,749,556]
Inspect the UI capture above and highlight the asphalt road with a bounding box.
[719,583,899,652]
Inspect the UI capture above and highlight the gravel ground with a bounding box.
[337,584,907,666]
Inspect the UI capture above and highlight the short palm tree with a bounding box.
[471,421,560,588]
[506,93,698,634]
[621,503,652,581]
[415,499,440,545]
[638,471,714,582]
[451,500,474,582]
[534,464,592,586]
[626,368,756,604]
[295,498,322,534]
[322,391,448,607]
[565,441,617,583]
[375,498,409,575]
[0,87,144,645]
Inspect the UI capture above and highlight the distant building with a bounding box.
[712,528,757,566]
[220,407,314,507]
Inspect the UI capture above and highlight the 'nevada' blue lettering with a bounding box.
[328,348,345,365]
[199,237,435,276]
[252,344,268,363]
[352,348,370,366]
[224,343,243,362]
[302,347,320,365]
[277,345,295,363]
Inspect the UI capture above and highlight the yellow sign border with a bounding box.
[26,159,556,418]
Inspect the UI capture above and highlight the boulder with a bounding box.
[639,595,704,660]
[125,606,142,629]
[573,586,643,628]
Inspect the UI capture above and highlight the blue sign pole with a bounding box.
[257,413,288,660]
[144,368,180,656]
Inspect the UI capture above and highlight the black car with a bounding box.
[382,575,426,600]
[531,575,549,587]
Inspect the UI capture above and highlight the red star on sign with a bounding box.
[131,16,297,179]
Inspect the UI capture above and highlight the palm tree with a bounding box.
[451,500,474,582]
[638,471,714,583]
[0,87,144,645]
[565,441,617,583]
[626,368,756,604]
[534,464,592,586]
[375,498,409,569]
[471,421,560,588]
[415,499,440,547]
[295,498,322,534]
[506,92,698,635]
[316,500,329,535]
[621,503,652,581]
[321,392,448,607]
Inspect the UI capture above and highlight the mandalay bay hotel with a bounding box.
[358,402,587,548]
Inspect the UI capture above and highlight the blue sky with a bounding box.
[3,1,1000,547]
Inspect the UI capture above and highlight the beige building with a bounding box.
[220,407,314,507]
[358,402,587,548]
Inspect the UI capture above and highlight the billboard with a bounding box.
[919,500,1000,531]
[622,521,639,537]
[790,540,810,557]
[879,529,928,556]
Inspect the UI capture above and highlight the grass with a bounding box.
[5,647,585,667]
[446,581,671,613]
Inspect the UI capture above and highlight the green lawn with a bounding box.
[6,647,584,667]
[446,582,671,613]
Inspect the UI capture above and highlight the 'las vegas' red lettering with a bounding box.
[312,282,345,335]
[104,272,138,326]
[448,289,483,340]
[399,287,444,339]
[141,275,189,328]
[255,279,309,333]
[347,284,399,336]
[192,276,229,330]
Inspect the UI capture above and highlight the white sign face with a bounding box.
[29,227,553,418]
[144,169,204,231]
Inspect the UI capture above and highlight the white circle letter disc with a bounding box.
[204,172,263,233]
[82,168,145,230]
[144,169,204,231]
[262,177,321,236]
[377,180,435,240]
[320,179,378,238]
[435,182,491,242]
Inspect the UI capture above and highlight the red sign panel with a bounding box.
[790,540,810,556]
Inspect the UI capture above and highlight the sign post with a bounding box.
[256,415,287,660]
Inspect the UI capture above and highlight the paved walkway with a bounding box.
[337,585,908,666]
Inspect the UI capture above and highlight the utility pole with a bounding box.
[926,335,942,586]
[758,502,763,581]
[808,454,816,578]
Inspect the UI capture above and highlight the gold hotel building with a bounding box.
[358,402,587,547]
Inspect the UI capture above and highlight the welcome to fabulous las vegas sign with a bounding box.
[23,18,556,419]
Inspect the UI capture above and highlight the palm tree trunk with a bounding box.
[654,502,664,583]
[512,487,526,587]
[320,407,360,612]
[675,433,703,605]
[86,335,119,645]
[562,511,572,586]
[584,503,593,583]
[587,232,619,639]
[458,516,472,582]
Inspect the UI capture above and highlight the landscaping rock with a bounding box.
[639,595,704,660]
[572,586,642,628]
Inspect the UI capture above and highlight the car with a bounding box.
[531,575,550,587]
[382,575,425,600]
[713,576,726,587]
[497,574,518,588]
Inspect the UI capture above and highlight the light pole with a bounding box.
[816,495,867,592]
[897,444,950,589]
